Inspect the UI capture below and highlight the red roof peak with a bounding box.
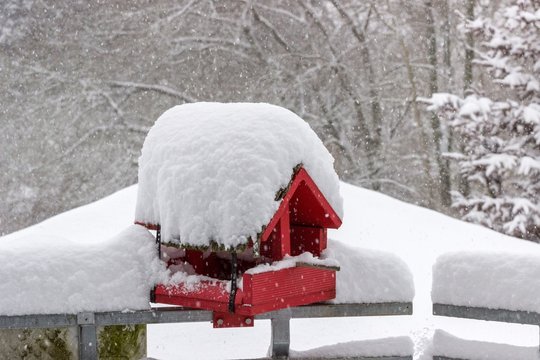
[261,166,342,242]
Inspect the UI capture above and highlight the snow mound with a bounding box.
[0,185,138,245]
[135,102,342,250]
[433,329,539,360]
[0,225,164,316]
[290,336,413,358]
[327,239,415,303]
[432,251,540,312]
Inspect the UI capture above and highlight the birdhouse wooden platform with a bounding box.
[138,166,342,327]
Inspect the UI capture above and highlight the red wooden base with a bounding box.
[154,265,336,327]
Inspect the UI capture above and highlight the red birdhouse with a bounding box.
[139,166,341,327]
[136,104,341,327]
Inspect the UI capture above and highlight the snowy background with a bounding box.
[3,0,538,244]
[2,0,540,359]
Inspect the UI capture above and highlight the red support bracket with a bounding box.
[212,311,254,328]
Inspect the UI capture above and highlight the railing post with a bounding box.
[270,308,291,359]
[78,312,98,360]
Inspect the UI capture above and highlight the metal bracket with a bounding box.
[77,313,97,360]
[77,312,95,325]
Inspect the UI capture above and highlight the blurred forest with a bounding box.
[1,0,538,240]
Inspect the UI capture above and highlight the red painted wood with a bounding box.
[168,250,257,280]
[278,203,291,259]
[261,203,292,260]
[185,249,206,274]
[261,167,341,242]
[154,266,336,317]
[154,282,243,313]
[212,312,254,328]
[290,225,327,256]
[236,289,336,315]
[146,166,342,327]
[246,266,335,305]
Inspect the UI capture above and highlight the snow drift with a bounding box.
[433,251,540,312]
[0,225,164,316]
[433,329,539,360]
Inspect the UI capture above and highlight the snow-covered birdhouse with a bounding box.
[135,102,343,327]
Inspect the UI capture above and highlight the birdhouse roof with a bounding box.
[135,102,343,250]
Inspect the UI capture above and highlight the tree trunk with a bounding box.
[302,2,382,190]
[458,0,475,197]
[425,0,452,207]
[440,0,453,85]
[330,0,384,190]
[399,35,436,206]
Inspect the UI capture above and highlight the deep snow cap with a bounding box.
[135,102,343,250]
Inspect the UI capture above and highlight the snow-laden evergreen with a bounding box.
[423,0,540,241]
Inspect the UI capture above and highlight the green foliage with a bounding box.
[0,328,73,360]
[98,324,146,360]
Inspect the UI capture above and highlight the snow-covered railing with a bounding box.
[0,302,413,360]
[433,304,540,327]
[432,251,540,359]
[432,304,540,360]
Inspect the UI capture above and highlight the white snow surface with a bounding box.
[432,251,540,312]
[433,330,539,360]
[244,251,340,275]
[290,336,413,358]
[135,102,343,249]
[3,182,540,359]
[0,225,164,316]
[326,239,414,303]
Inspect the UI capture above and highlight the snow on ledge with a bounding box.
[432,251,540,313]
[245,252,339,275]
[290,336,413,358]
[433,330,539,360]
[135,102,343,250]
[0,225,164,316]
[328,240,414,304]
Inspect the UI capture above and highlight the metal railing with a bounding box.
[432,303,540,360]
[0,302,413,360]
